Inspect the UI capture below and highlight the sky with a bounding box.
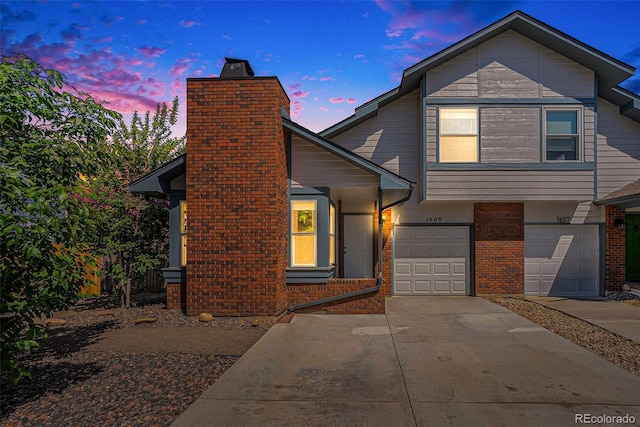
[2,0,640,136]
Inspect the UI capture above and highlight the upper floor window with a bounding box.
[439,108,478,163]
[545,109,580,161]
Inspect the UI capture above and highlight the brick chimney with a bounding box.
[185,59,290,316]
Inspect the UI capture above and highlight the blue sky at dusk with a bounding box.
[2,1,639,136]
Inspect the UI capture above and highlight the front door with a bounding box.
[343,215,373,278]
[627,215,640,282]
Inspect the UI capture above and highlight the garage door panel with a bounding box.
[395,280,412,294]
[393,226,469,295]
[433,263,451,275]
[414,262,431,275]
[525,225,599,296]
[415,280,431,293]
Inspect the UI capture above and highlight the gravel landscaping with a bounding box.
[0,294,274,427]
[2,292,639,426]
[485,295,640,377]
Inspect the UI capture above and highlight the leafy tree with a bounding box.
[88,98,185,308]
[0,55,119,383]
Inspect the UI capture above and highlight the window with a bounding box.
[439,108,478,162]
[180,201,187,266]
[291,200,316,266]
[545,109,580,161]
[329,204,336,265]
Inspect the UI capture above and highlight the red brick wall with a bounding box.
[474,202,524,294]
[286,279,383,314]
[605,205,626,292]
[186,77,290,316]
[166,282,185,311]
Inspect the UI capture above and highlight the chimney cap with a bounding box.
[221,57,255,78]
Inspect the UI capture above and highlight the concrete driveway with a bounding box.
[172,297,640,426]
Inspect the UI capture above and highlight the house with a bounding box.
[129,11,640,316]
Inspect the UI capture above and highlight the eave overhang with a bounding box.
[128,154,186,197]
[595,179,640,209]
[321,10,638,138]
[283,118,415,194]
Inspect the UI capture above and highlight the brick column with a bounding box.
[474,202,524,294]
[605,205,626,292]
[186,77,290,316]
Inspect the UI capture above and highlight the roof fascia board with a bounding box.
[128,154,185,194]
[320,88,398,138]
[283,119,413,190]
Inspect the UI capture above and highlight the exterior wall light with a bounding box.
[614,218,625,230]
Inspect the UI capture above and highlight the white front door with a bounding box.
[344,215,373,278]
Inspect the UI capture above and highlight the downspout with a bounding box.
[287,185,414,313]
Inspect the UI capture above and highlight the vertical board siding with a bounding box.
[584,107,596,163]
[291,135,379,188]
[425,170,594,201]
[331,90,421,182]
[597,99,640,198]
[480,108,540,162]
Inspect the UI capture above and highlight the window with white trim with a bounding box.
[291,200,317,267]
[329,204,336,265]
[545,109,581,161]
[439,108,478,163]
[180,201,187,266]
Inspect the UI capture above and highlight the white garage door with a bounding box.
[525,225,599,296]
[394,226,469,295]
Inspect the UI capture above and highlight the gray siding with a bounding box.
[425,170,595,201]
[426,30,594,99]
[426,106,594,165]
[596,99,640,198]
[291,135,378,188]
[480,108,540,163]
[331,90,421,182]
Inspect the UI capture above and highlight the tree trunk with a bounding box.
[125,276,131,309]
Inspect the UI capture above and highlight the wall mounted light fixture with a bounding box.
[614,218,625,230]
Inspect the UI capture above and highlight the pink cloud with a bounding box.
[137,19,147,25]
[179,20,201,28]
[4,33,169,115]
[171,79,185,97]
[94,36,113,44]
[329,97,344,104]
[347,98,358,104]
[320,76,332,82]
[291,100,305,118]
[319,106,330,112]
[289,83,301,90]
[291,90,309,99]
[136,46,166,57]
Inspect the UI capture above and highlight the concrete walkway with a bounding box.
[172,297,640,426]
[526,296,640,344]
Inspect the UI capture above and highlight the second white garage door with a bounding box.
[394,226,470,295]
[525,225,600,296]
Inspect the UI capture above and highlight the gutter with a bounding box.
[287,185,414,313]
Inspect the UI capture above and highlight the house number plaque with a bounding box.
[426,217,443,223]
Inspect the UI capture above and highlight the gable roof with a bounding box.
[322,10,639,138]
[128,154,185,197]
[128,119,415,197]
[283,118,414,191]
[595,178,640,209]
